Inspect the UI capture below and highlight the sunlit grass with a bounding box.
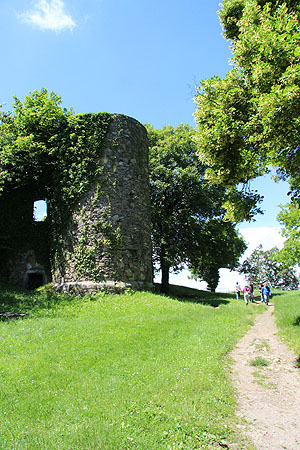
[0,281,261,450]
[250,356,270,367]
[273,290,300,365]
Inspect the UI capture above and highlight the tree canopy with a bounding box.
[194,0,300,212]
[189,219,246,292]
[0,89,111,202]
[147,123,246,293]
[0,89,71,192]
[277,203,300,266]
[238,244,299,289]
[0,89,112,263]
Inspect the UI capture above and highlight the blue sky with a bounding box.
[2,0,231,127]
[1,0,290,290]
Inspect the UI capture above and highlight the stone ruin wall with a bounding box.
[1,114,153,293]
[0,186,52,289]
[54,114,153,293]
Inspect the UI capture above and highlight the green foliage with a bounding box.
[277,203,300,266]
[249,356,270,367]
[195,71,253,186]
[146,123,246,293]
[238,244,299,289]
[194,70,264,221]
[72,210,123,280]
[219,0,245,40]
[189,220,246,292]
[220,0,300,41]
[0,89,71,189]
[0,280,259,450]
[0,89,112,268]
[195,0,300,216]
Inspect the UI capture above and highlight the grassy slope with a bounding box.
[273,290,300,367]
[0,282,263,450]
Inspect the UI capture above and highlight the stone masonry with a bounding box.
[1,114,153,293]
[53,114,153,293]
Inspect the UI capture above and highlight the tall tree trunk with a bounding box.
[160,246,170,294]
[161,262,170,294]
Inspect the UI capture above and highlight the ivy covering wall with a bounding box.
[0,89,153,288]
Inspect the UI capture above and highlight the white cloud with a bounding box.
[238,226,285,258]
[218,268,247,293]
[170,269,207,291]
[217,226,285,292]
[18,0,76,32]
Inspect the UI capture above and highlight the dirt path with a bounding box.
[230,303,300,450]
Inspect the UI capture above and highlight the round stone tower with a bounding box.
[53,114,153,293]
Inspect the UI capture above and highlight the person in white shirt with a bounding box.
[235,282,241,300]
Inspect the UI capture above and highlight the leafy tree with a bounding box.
[0,88,111,212]
[0,89,112,272]
[0,88,72,193]
[238,244,299,289]
[189,219,246,292]
[277,203,300,266]
[147,123,246,293]
[194,0,300,215]
[0,89,72,258]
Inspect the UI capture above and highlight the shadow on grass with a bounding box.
[179,297,230,308]
[155,283,231,308]
[0,280,76,316]
[269,293,280,299]
[295,356,300,369]
[0,279,233,317]
[293,316,300,326]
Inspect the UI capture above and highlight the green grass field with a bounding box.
[0,282,298,450]
[273,290,300,367]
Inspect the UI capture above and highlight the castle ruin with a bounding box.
[0,114,153,293]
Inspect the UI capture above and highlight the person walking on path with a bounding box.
[235,282,241,300]
[258,282,264,302]
[249,280,254,302]
[261,282,271,305]
[242,284,251,305]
